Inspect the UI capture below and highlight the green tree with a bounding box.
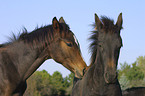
[64,73,74,95]
[24,70,74,96]
[35,70,53,96]
[119,74,129,90]
[118,62,131,79]
[137,56,145,74]
[24,70,53,96]
[125,62,144,81]
[118,56,145,90]
[51,71,66,95]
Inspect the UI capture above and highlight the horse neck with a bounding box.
[6,41,50,79]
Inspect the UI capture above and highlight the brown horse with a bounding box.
[0,17,87,96]
[72,13,123,96]
[122,87,145,96]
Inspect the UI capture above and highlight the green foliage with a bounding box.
[119,74,129,90]
[24,70,54,96]
[118,62,131,80]
[24,70,74,96]
[125,62,144,81]
[118,56,145,90]
[137,56,145,74]
[64,73,74,95]
[51,71,66,95]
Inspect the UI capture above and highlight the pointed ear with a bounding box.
[116,13,123,30]
[59,17,66,23]
[95,13,103,30]
[52,17,60,31]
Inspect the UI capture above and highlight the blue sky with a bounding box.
[0,1,145,77]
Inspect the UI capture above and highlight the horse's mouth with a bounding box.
[83,66,89,75]
[75,70,83,78]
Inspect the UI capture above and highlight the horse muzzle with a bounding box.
[104,71,117,84]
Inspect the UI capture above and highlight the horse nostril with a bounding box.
[104,72,117,84]
[104,72,109,83]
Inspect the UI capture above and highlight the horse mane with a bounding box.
[89,30,98,65]
[89,16,118,65]
[0,28,28,47]
[18,25,53,46]
[1,23,70,49]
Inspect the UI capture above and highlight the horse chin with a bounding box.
[74,66,89,79]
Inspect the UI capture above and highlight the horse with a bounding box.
[122,87,145,96]
[72,13,123,96]
[0,17,87,96]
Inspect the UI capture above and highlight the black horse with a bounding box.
[72,13,123,96]
[0,17,87,96]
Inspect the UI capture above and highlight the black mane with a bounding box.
[19,25,53,46]
[89,30,98,65]
[1,23,70,48]
[101,16,115,31]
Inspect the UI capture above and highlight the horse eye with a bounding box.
[66,42,72,47]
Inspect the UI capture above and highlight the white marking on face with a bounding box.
[73,35,79,46]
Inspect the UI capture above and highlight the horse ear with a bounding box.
[52,17,60,31]
[116,13,123,30]
[95,13,103,30]
[59,17,66,23]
